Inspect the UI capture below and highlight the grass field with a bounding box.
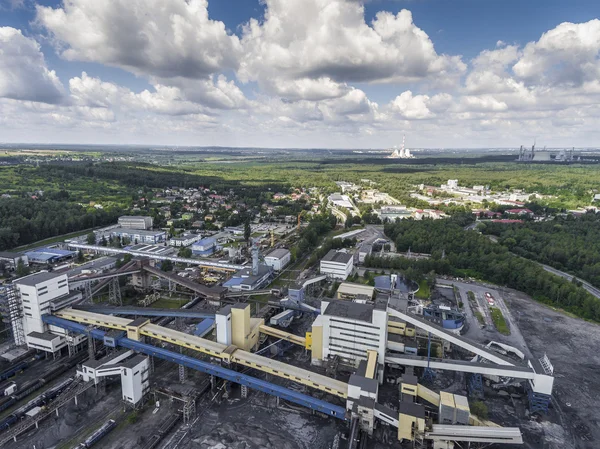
[490,307,510,335]
[415,279,431,299]
[150,297,189,309]
[474,311,485,325]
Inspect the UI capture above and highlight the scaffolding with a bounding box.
[108,278,122,306]
[83,280,93,303]
[0,284,24,346]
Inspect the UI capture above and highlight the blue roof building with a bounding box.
[25,247,77,264]
[192,237,219,256]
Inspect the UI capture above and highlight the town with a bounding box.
[0,169,598,449]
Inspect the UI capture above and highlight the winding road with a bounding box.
[540,264,600,299]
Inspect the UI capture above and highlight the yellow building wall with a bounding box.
[398,414,425,441]
[231,305,250,349]
[311,325,323,361]
[305,332,313,350]
[401,383,418,398]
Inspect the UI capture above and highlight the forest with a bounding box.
[366,215,600,323]
[481,213,600,288]
[0,197,122,250]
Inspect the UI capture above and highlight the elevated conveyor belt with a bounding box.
[42,315,347,420]
[54,308,347,398]
[417,384,440,406]
[302,275,327,288]
[387,308,517,366]
[144,265,226,300]
[426,425,523,444]
[67,243,244,271]
[74,305,214,319]
[385,355,536,380]
[259,325,306,346]
[69,269,141,282]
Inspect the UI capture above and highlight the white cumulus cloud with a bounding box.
[0,27,65,103]
[36,0,242,79]
[238,0,465,100]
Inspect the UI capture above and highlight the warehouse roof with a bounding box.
[321,250,353,264]
[27,331,60,342]
[0,251,25,259]
[119,215,152,220]
[399,401,425,419]
[323,299,374,322]
[265,248,290,259]
[15,271,65,287]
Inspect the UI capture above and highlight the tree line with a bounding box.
[0,197,122,250]
[481,212,600,288]
[366,217,600,322]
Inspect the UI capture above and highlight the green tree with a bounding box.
[471,401,488,419]
[15,259,30,277]
[161,259,173,272]
[178,247,192,258]
[77,250,84,262]
[86,232,96,245]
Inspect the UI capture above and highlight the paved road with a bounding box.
[541,264,600,299]
[448,279,532,358]
[466,224,600,300]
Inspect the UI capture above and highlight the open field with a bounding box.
[501,287,600,449]
[490,307,510,335]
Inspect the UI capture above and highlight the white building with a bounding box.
[118,215,154,230]
[12,271,83,351]
[358,245,372,264]
[264,248,291,271]
[310,298,388,380]
[110,228,166,244]
[320,250,354,280]
[328,194,355,210]
[0,252,28,271]
[80,351,149,406]
[446,180,459,190]
[169,233,201,247]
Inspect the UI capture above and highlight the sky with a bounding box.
[0,0,599,149]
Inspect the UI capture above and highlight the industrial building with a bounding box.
[0,251,28,270]
[311,298,388,379]
[118,215,154,230]
[320,250,354,280]
[223,265,272,291]
[191,237,219,256]
[358,245,372,264]
[2,271,82,349]
[336,282,375,302]
[169,233,201,247]
[65,256,119,290]
[328,193,355,210]
[111,229,166,245]
[263,248,291,271]
[0,241,557,448]
[25,247,77,265]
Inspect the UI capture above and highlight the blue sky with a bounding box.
[1,0,599,148]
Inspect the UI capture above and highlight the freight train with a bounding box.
[0,377,75,431]
[141,413,182,449]
[76,419,117,448]
[0,351,88,431]
[0,352,44,382]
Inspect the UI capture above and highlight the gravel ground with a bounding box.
[501,287,600,449]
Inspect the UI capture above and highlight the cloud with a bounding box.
[390,91,433,119]
[513,19,600,86]
[0,27,65,104]
[36,0,242,79]
[238,0,465,100]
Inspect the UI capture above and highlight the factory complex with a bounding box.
[0,211,557,448]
